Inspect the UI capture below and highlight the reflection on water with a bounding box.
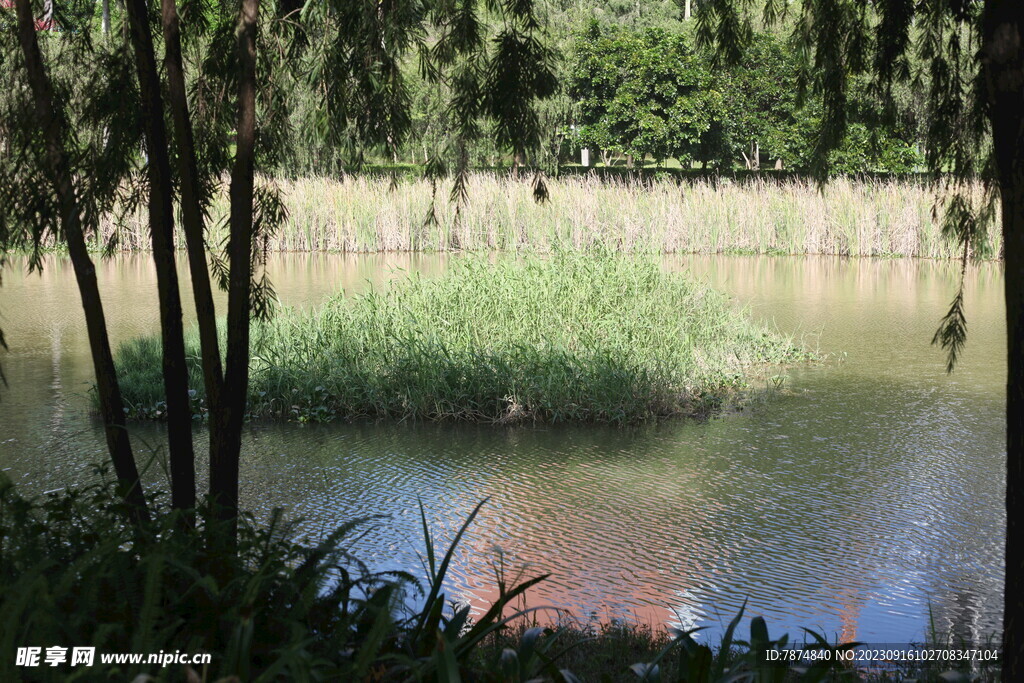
[0,253,1005,643]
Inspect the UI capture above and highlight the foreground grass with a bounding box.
[95,173,1001,258]
[479,618,1000,683]
[1,477,997,681]
[116,251,809,424]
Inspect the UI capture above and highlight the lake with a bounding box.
[0,253,1005,644]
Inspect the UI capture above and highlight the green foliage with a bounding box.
[279,0,558,181]
[114,251,809,424]
[0,24,141,270]
[241,0,931,176]
[569,23,923,173]
[720,34,923,174]
[0,471,391,680]
[571,25,726,167]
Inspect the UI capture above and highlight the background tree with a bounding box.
[696,0,1019,676]
[571,24,728,168]
[718,33,921,172]
[569,21,922,172]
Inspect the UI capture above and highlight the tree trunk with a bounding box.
[124,0,197,520]
[102,0,110,35]
[684,0,691,21]
[211,0,260,543]
[161,0,225,511]
[512,150,525,178]
[981,1,1024,678]
[998,152,1023,682]
[13,0,150,524]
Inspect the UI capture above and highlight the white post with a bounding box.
[581,148,590,167]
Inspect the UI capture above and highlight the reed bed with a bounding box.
[115,251,810,424]
[96,173,999,258]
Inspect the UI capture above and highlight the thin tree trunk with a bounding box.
[211,0,260,542]
[124,0,197,520]
[998,153,1023,683]
[160,0,226,502]
[13,0,149,524]
[982,2,1024,678]
[102,0,110,35]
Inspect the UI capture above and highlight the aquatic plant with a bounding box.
[88,173,1000,259]
[115,251,811,424]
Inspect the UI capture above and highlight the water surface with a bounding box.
[0,253,1005,644]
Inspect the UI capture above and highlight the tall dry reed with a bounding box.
[96,174,1000,258]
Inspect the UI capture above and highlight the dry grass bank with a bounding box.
[99,174,1000,258]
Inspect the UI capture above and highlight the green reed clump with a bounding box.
[116,251,810,424]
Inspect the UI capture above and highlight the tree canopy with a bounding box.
[570,23,923,172]
[571,25,725,166]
